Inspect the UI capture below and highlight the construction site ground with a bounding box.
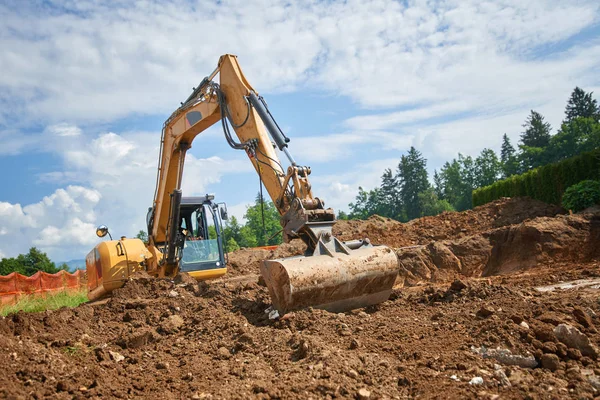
[1,198,600,399]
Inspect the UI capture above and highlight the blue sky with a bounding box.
[0,0,599,262]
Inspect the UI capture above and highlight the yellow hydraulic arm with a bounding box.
[144,54,398,313]
[147,54,335,275]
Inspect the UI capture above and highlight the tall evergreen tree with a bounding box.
[521,110,552,148]
[500,134,519,177]
[379,168,399,219]
[565,87,599,123]
[396,147,430,220]
[519,110,552,170]
[433,170,443,199]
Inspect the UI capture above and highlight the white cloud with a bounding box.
[46,123,82,137]
[0,0,598,126]
[292,131,415,163]
[0,125,252,260]
[1,0,600,260]
[0,186,101,261]
[310,158,400,213]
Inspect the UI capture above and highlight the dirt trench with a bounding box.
[2,197,600,399]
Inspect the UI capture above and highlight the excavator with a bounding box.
[85,54,399,314]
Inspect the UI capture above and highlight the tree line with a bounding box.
[345,87,600,221]
[0,248,69,276]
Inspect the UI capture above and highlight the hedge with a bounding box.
[472,148,600,207]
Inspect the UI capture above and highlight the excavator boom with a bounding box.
[88,54,399,313]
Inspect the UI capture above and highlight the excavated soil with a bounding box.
[334,197,565,248]
[2,197,600,399]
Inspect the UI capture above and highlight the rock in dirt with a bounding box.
[472,346,537,368]
[109,350,125,362]
[161,315,184,333]
[573,307,595,329]
[493,365,511,387]
[217,347,231,359]
[540,353,560,371]
[469,377,484,385]
[582,369,600,390]
[476,306,495,318]
[450,279,468,292]
[554,323,599,359]
[357,388,371,399]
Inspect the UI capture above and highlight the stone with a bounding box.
[156,361,169,370]
[168,290,179,298]
[350,339,360,349]
[469,377,484,385]
[347,369,359,379]
[493,367,511,387]
[476,306,494,318]
[520,321,530,330]
[540,354,560,371]
[471,346,537,368]
[217,347,231,359]
[450,279,468,292]
[108,350,125,362]
[573,307,594,329]
[554,323,599,359]
[357,388,371,399]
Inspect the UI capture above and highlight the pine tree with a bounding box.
[521,110,552,148]
[500,134,519,177]
[433,170,443,199]
[565,87,599,123]
[519,110,552,170]
[396,147,430,220]
[379,168,399,218]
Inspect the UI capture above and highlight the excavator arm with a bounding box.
[143,54,398,313]
[148,55,338,273]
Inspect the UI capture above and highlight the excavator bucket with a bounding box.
[260,244,399,314]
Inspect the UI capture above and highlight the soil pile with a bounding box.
[3,263,600,399]
[334,197,564,247]
[398,210,600,286]
[227,241,305,276]
[2,197,600,399]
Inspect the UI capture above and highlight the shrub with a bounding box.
[473,148,600,206]
[561,180,600,212]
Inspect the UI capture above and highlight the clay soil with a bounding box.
[2,197,600,400]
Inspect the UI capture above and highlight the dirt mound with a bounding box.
[2,197,599,399]
[334,197,564,247]
[227,240,305,276]
[3,262,600,398]
[398,210,600,286]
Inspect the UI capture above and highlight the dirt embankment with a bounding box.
[3,264,600,399]
[398,210,600,286]
[334,197,565,247]
[1,197,600,399]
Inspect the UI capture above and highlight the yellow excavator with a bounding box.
[86,54,399,314]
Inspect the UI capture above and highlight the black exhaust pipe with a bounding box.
[166,189,182,265]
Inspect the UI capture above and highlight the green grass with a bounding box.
[0,289,88,316]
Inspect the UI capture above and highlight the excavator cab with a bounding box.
[177,196,228,280]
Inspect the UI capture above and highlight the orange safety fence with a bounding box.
[0,270,87,306]
[254,245,279,251]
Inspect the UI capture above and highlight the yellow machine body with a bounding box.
[86,238,151,301]
[86,54,399,312]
